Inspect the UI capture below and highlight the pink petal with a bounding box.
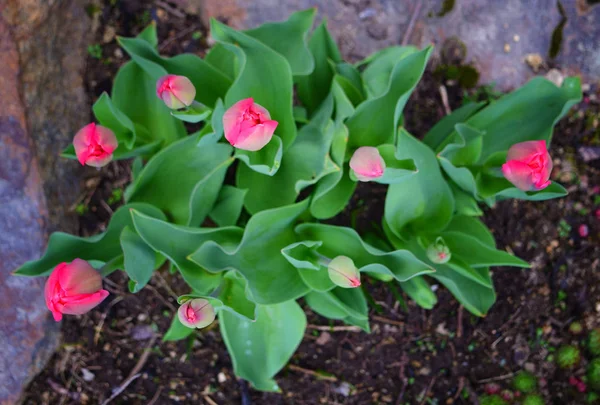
[169,76,196,107]
[73,123,96,162]
[250,102,271,120]
[95,125,118,153]
[223,98,254,139]
[156,74,176,98]
[234,120,277,151]
[58,259,103,295]
[84,153,114,168]
[61,290,109,315]
[507,140,547,162]
[502,160,535,191]
[349,147,386,182]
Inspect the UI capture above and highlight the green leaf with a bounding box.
[234,135,283,176]
[137,23,158,48]
[295,223,434,282]
[236,95,336,213]
[14,204,165,276]
[210,19,296,149]
[399,277,437,310]
[220,300,306,391]
[281,241,335,292]
[370,144,417,184]
[305,288,370,332]
[296,20,341,115]
[209,186,248,227]
[443,215,494,247]
[359,46,419,99]
[451,184,483,216]
[422,102,485,150]
[126,136,233,226]
[468,77,581,163]
[130,210,244,295]
[163,314,194,342]
[189,201,310,304]
[476,173,568,203]
[385,129,454,239]
[347,46,432,148]
[170,101,211,123]
[120,226,161,293]
[245,8,316,76]
[334,62,366,105]
[205,44,238,81]
[93,92,138,149]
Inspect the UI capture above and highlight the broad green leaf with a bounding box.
[334,62,366,105]
[14,204,165,276]
[189,201,310,304]
[118,34,232,107]
[220,300,306,391]
[468,77,581,163]
[198,99,225,147]
[399,277,437,310]
[347,46,432,148]
[126,136,233,226]
[439,123,485,166]
[211,19,296,149]
[451,184,483,216]
[130,210,243,295]
[305,288,370,332]
[205,44,238,80]
[209,186,248,227]
[369,144,417,184]
[178,272,257,321]
[359,46,418,99]
[296,21,342,114]
[422,101,485,150]
[163,315,194,342]
[245,8,316,76]
[236,96,336,213]
[295,223,434,282]
[120,226,161,293]
[137,23,158,48]
[443,215,494,247]
[113,61,186,145]
[170,102,211,123]
[93,92,138,149]
[476,172,568,203]
[281,241,335,292]
[235,135,283,176]
[385,129,454,239]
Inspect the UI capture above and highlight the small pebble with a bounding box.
[513,34,520,42]
[579,224,589,237]
[217,372,227,383]
[504,43,511,53]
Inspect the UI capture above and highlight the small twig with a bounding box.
[439,85,452,115]
[476,372,516,384]
[101,335,157,405]
[159,24,200,51]
[94,296,124,345]
[47,378,79,401]
[288,364,337,382]
[372,315,405,327]
[419,376,437,405]
[307,324,362,332]
[203,395,220,405]
[147,387,163,405]
[395,353,409,405]
[155,1,186,18]
[401,0,423,46]
[457,305,464,338]
[99,199,114,215]
[453,376,465,400]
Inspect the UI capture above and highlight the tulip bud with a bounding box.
[73,123,118,168]
[178,298,216,329]
[501,140,552,191]
[327,256,361,288]
[349,147,386,182]
[426,237,451,264]
[156,74,196,110]
[222,98,278,151]
[44,259,109,322]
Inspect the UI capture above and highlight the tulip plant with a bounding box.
[15,9,581,391]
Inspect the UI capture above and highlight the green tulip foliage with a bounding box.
[15,10,581,391]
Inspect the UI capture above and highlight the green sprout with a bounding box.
[556,345,581,369]
[522,394,545,405]
[87,44,103,59]
[513,371,537,394]
[588,358,600,391]
[589,329,600,357]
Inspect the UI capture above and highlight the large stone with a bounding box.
[200,0,600,90]
[0,15,59,405]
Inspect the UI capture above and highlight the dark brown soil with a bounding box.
[21,1,600,404]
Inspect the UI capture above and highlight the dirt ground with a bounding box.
[21,1,600,404]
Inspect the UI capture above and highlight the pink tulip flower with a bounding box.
[349,147,386,182]
[502,140,553,191]
[44,259,109,322]
[178,298,216,329]
[73,123,118,167]
[156,74,196,109]
[222,98,278,151]
[327,256,361,288]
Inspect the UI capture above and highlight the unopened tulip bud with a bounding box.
[349,146,386,182]
[156,74,196,109]
[222,98,278,151]
[426,237,451,264]
[502,140,552,191]
[327,256,361,288]
[73,123,118,167]
[178,298,216,329]
[44,259,109,322]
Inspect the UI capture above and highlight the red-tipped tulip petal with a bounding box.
[73,123,118,168]
[44,259,109,322]
[178,298,216,329]
[426,237,451,264]
[349,147,386,182]
[156,74,196,109]
[502,140,552,191]
[327,256,361,288]
[223,97,278,151]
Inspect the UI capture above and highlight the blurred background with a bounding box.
[0,0,599,403]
